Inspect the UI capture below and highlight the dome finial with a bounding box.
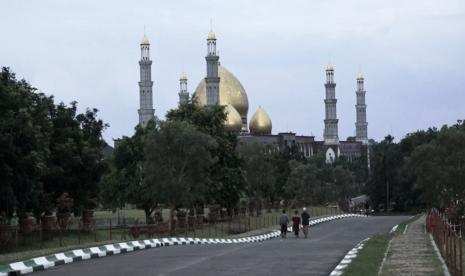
[208,19,216,40]
[357,65,364,79]
[141,25,150,45]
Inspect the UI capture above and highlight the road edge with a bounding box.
[0,214,365,275]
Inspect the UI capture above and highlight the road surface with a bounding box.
[35,216,408,276]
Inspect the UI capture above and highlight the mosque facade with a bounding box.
[137,31,369,164]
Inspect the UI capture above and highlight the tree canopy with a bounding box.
[0,67,107,223]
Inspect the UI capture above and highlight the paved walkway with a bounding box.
[380,215,444,276]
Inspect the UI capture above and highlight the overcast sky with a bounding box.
[1,0,464,143]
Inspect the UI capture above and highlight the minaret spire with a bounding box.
[205,26,220,106]
[138,33,154,126]
[178,72,189,105]
[355,71,368,144]
[323,63,339,145]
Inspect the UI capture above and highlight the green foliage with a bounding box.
[101,119,218,223]
[283,160,358,206]
[144,120,217,211]
[407,127,465,213]
[0,67,108,222]
[0,67,54,220]
[100,120,156,218]
[166,100,245,210]
[284,162,320,206]
[43,102,108,215]
[237,143,276,208]
[367,125,465,214]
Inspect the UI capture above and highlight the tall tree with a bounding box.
[43,102,107,215]
[166,100,245,212]
[100,120,156,221]
[284,161,320,206]
[0,67,54,221]
[143,120,217,221]
[238,143,276,211]
[407,127,465,215]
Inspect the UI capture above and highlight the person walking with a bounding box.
[301,207,310,238]
[279,209,289,238]
[292,210,301,238]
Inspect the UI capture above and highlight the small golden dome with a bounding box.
[141,35,150,45]
[249,106,272,135]
[326,63,334,71]
[357,72,364,80]
[180,72,188,80]
[193,65,249,130]
[224,104,242,132]
[208,30,216,40]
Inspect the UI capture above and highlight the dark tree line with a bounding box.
[0,67,107,224]
[367,123,465,216]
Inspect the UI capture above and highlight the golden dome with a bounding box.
[224,104,242,132]
[193,65,249,129]
[208,30,216,40]
[180,72,188,80]
[357,72,364,80]
[141,35,150,45]
[249,106,272,135]
[326,63,334,71]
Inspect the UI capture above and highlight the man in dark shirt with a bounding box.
[301,207,310,238]
[279,209,289,238]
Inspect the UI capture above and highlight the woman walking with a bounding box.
[292,210,301,238]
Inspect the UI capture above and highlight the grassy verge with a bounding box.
[395,214,421,234]
[342,215,419,276]
[343,234,392,276]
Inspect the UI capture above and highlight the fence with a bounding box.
[0,206,341,255]
[426,209,463,276]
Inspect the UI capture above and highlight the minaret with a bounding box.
[138,34,155,126]
[205,29,220,106]
[178,72,189,105]
[324,63,339,145]
[355,72,368,144]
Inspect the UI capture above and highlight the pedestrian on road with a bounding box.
[279,209,289,238]
[292,210,301,238]
[301,207,310,238]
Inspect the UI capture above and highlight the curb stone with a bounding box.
[0,214,365,275]
[329,237,370,276]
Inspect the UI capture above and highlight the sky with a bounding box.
[1,0,465,144]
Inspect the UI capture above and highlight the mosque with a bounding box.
[137,30,369,165]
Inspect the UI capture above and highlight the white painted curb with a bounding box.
[329,237,370,276]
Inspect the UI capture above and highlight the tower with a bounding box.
[205,29,220,106]
[355,72,368,144]
[178,72,189,105]
[324,63,339,145]
[138,34,155,126]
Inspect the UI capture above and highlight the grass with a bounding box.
[343,234,392,276]
[395,214,421,234]
[342,215,418,276]
[0,206,340,265]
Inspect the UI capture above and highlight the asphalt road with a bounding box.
[35,216,408,276]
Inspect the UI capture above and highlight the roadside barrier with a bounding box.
[426,209,463,276]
